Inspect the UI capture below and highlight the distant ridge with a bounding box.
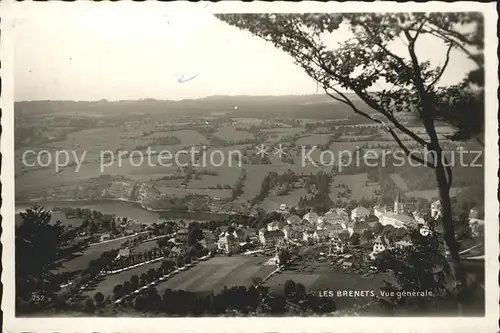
[15,94,375,119]
[15,93,363,104]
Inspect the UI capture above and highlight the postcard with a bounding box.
[1,1,498,332]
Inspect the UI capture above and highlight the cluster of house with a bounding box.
[370,234,413,260]
[217,225,258,254]
[179,194,485,258]
[256,207,377,248]
[214,195,423,254]
[99,221,146,242]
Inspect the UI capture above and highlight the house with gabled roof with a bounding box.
[303,211,320,224]
[283,224,301,241]
[351,206,370,221]
[370,235,390,259]
[218,233,240,254]
[323,223,345,238]
[320,209,349,228]
[259,229,285,248]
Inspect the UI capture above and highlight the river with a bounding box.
[15,199,231,224]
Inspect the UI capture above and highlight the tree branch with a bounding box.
[428,44,453,89]
[358,21,409,73]
[424,29,483,70]
[325,88,435,169]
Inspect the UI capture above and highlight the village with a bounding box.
[40,191,484,315]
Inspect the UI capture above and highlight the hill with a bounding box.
[14,94,374,120]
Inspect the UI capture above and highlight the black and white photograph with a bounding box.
[1,2,498,332]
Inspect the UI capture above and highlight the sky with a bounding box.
[13,4,478,101]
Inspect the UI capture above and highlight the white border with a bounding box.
[1,1,498,332]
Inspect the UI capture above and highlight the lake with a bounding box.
[15,199,231,224]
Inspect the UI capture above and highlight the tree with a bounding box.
[187,224,204,246]
[89,220,98,235]
[284,280,296,298]
[216,12,484,303]
[374,228,451,310]
[93,292,105,307]
[176,255,185,268]
[372,222,384,235]
[295,283,306,301]
[112,284,123,300]
[363,229,374,242]
[161,259,175,273]
[123,281,133,295]
[147,268,157,282]
[15,205,87,313]
[84,298,95,313]
[350,232,361,246]
[277,248,291,267]
[130,275,140,290]
[140,273,149,286]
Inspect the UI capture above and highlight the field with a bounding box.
[57,238,128,273]
[389,173,461,200]
[296,134,331,146]
[389,173,409,191]
[260,188,309,213]
[264,270,390,310]
[329,173,380,201]
[81,260,164,298]
[146,129,209,146]
[154,256,275,295]
[232,117,263,126]
[214,126,255,142]
[261,128,303,143]
[239,164,292,201]
[406,188,461,200]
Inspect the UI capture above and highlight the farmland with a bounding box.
[154,256,275,294]
[389,173,409,191]
[214,126,255,142]
[296,134,331,146]
[260,188,309,213]
[264,270,389,310]
[389,173,461,200]
[406,188,461,200]
[15,97,468,220]
[329,173,380,201]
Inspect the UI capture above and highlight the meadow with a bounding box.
[264,270,390,310]
[154,256,275,294]
[214,126,255,142]
[389,173,461,200]
[260,188,309,213]
[145,129,209,146]
[296,134,331,146]
[406,188,461,200]
[329,173,380,201]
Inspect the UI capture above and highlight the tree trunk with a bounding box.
[423,118,467,300]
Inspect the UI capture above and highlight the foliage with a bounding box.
[15,205,88,313]
[374,228,451,309]
[215,13,484,295]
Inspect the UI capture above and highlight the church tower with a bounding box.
[394,192,404,215]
